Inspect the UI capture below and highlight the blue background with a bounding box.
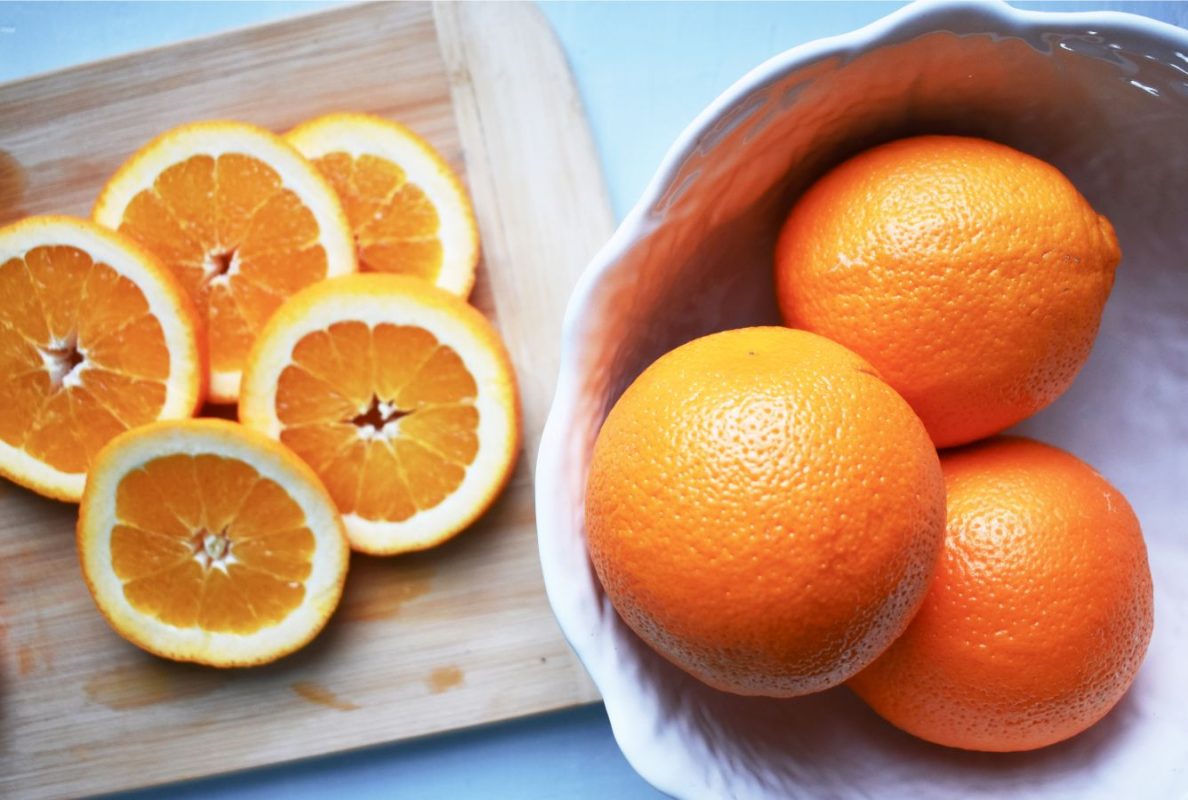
[2,2,1184,797]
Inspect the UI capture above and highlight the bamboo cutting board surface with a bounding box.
[0,4,611,797]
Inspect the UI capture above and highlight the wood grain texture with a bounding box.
[434,2,616,469]
[0,3,609,797]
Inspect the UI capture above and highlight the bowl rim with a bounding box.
[535,1,1188,796]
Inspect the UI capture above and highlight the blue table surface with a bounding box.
[3,2,1184,798]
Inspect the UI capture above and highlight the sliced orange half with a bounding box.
[92,120,357,404]
[0,216,204,502]
[286,112,479,296]
[78,419,349,666]
[239,274,520,555]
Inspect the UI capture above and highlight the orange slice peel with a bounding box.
[0,215,204,502]
[93,120,357,403]
[239,273,520,555]
[286,112,479,296]
[78,418,349,666]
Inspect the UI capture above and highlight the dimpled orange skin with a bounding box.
[775,135,1121,448]
[585,327,946,698]
[849,437,1154,752]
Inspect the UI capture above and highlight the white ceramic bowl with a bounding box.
[536,2,1188,797]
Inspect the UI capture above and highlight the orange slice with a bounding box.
[239,274,520,555]
[286,113,479,296]
[92,120,357,403]
[78,419,349,666]
[0,216,204,502]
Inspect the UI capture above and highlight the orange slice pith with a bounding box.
[79,419,349,666]
[286,113,479,297]
[239,274,520,555]
[92,120,357,403]
[0,216,204,502]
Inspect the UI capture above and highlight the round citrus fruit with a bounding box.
[774,135,1121,448]
[286,112,479,296]
[849,436,1154,752]
[78,418,349,666]
[0,215,204,502]
[585,327,946,697]
[92,120,357,403]
[238,273,520,555]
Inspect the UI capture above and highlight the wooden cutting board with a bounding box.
[0,3,610,797]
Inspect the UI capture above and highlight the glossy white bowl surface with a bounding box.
[536,2,1188,797]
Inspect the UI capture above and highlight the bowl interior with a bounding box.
[542,5,1188,798]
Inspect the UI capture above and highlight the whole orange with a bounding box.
[849,437,1154,752]
[774,135,1121,448]
[584,327,945,697]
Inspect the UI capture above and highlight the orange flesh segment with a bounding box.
[117,153,330,374]
[111,453,314,634]
[276,322,478,521]
[313,152,443,280]
[0,246,170,473]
